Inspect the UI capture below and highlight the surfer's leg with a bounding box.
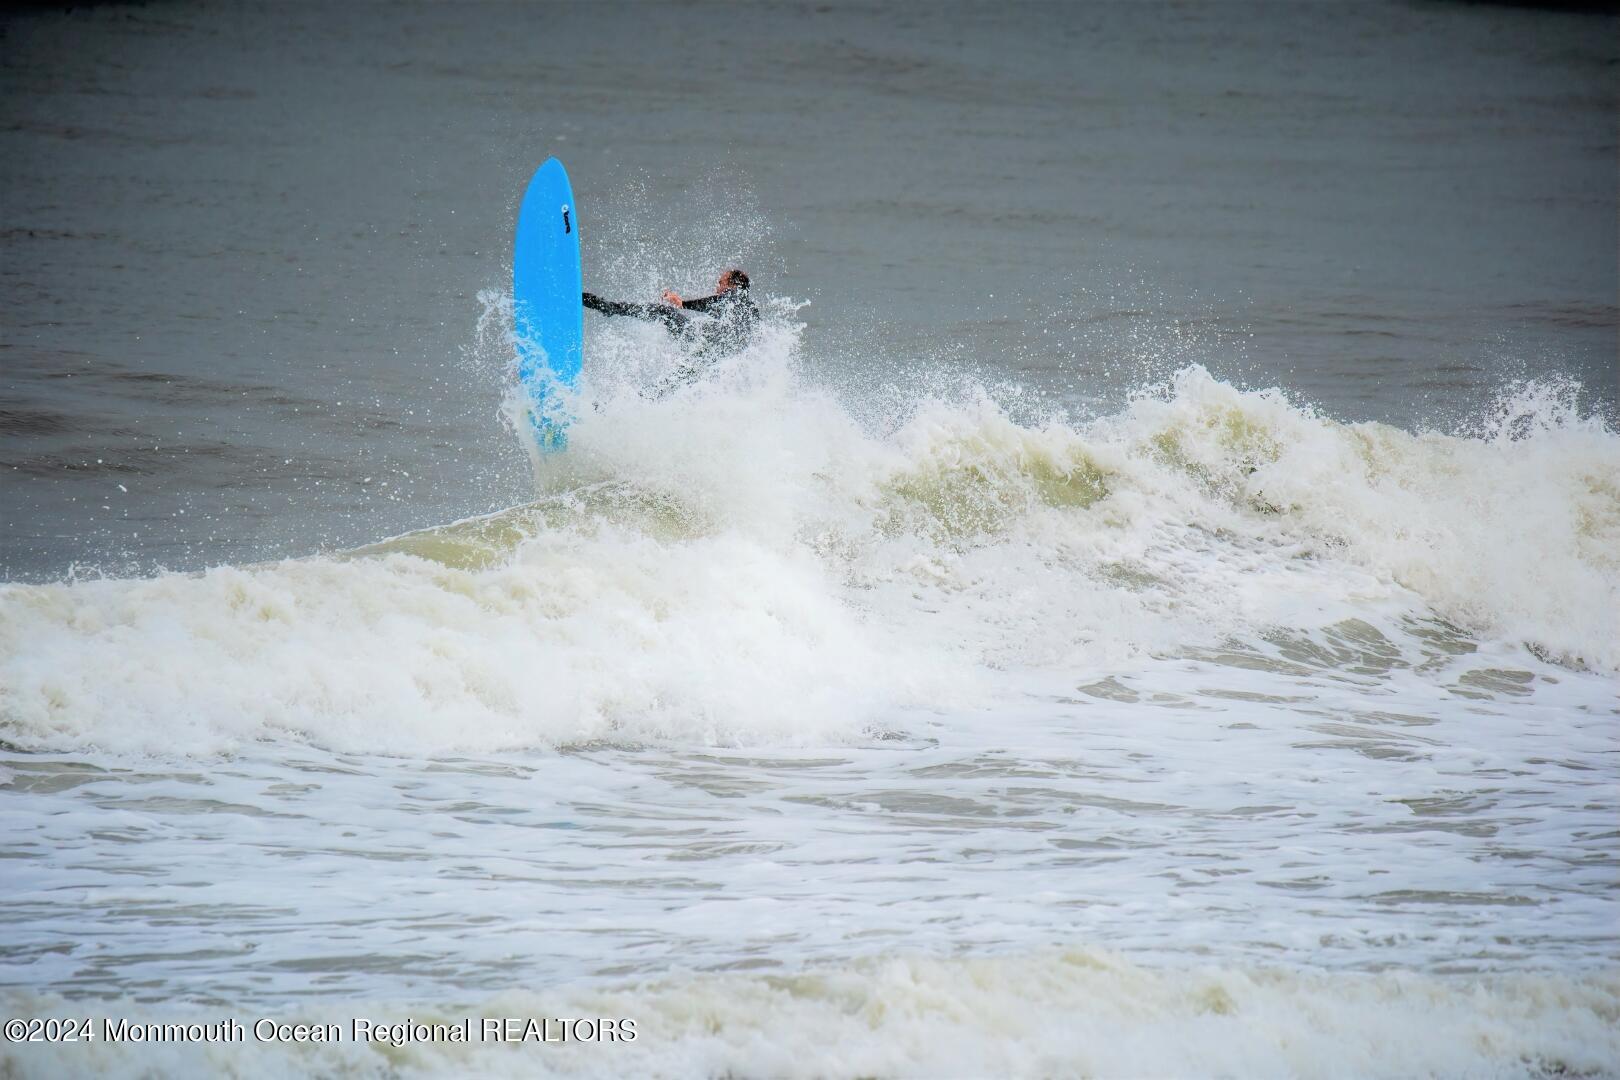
[643,350,724,400]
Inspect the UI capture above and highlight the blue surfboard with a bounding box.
[513,157,582,451]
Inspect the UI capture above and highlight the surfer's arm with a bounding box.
[583,292,637,317]
[679,293,726,313]
[582,292,688,334]
[656,291,737,312]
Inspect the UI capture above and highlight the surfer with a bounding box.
[583,269,758,359]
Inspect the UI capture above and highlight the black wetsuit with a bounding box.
[583,288,759,357]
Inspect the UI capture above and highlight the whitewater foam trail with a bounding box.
[5,951,1617,1079]
[2,349,1616,756]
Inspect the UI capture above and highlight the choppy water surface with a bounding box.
[6,666,1617,1003]
[2,1,1618,1078]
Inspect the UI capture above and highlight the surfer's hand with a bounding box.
[661,289,683,307]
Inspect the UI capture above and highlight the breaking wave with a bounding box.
[2,341,1616,755]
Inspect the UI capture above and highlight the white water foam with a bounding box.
[4,951,1616,1079]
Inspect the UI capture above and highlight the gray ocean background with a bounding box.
[4,0,1614,578]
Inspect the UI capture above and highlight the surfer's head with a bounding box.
[718,269,749,293]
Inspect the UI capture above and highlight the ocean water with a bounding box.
[3,2,1618,1078]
